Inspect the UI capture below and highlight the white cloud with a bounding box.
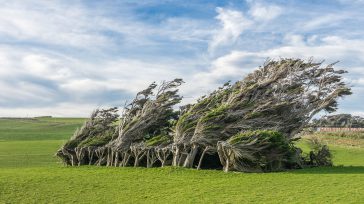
[0,102,97,118]
[0,1,112,49]
[0,1,364,117]
[303,14,349,31]
[0,1,213,50]
[208,2,284,53]
[0,44,198,116]
[208,7,252,52]
[248,2,282,21]
[284,34,305,46]
[211,35,364,70]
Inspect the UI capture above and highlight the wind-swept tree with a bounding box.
[56,107,119,166]
[57,58,351,172]
[107,78,184,167]
[175,59,351,169]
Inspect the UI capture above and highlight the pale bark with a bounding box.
[197,146,209,170]
[183,144,198,168]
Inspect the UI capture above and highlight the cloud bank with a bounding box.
[0,0,363,117]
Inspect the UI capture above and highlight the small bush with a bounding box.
[223,130,301,172]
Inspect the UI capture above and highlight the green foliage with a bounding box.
[145,134,171,146]
[200,104,229,123]
[63,139,79,149]
[304,135,332,166]
[228,130,284,144]
[226,130,301,172]
[78,134,113,147]
[174,110,199,135]
[61,108,119,149]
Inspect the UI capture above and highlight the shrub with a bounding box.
[218,130,302,172]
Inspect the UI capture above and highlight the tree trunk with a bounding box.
[95,148,106,166]
[223,149,233,172]
[146,149,157,168]
[134,153,144,167]
[224,156,230,172]
[120,152,131,167]
[183,144,198,168]
[106,148,112,166]
[197,146,209,170]
[88,147,94,165]
[156,148,171,167]
[114,151,119,167]
[178,153,186,167]
[172,146,180,166]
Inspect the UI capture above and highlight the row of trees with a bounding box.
[311,114,364,128]
[57,59,351,172]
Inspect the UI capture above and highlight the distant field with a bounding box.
[0,117,85,168]
[0,117,85,141]
[0,118,363,203]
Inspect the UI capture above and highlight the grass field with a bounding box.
[0,118,363,203]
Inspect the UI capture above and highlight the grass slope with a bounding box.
[0,117,85,168]
[0,117,85,141]
[0,118,363,203]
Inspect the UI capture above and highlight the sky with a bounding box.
[0,0,364,117]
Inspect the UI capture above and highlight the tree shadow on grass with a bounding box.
[289,166,364,174]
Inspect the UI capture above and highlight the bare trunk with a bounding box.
[183,144,198,168]
[120,152,131,167]
[172,146,180,166]
[114,151,119,167]
[197,146,209,170]
[156,148,171,167]
[109,149,115,166]
[217,142,232,172]
[132,149,146,167]
[70,154,75,166]
[88,147,94,165]
[146,149,157,168]
[224,149,233,172]
[224,156,230,172]
[95,148,106,166]
[106,148,111,166]
[178,153,186,167]
[134,153,145,167]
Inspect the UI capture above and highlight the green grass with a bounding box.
[0,140,63,168]
[331,146,364,166]
[0,118,363,203]
[295,140,364,166]
[0,166,363,204]
[0,117,85,141]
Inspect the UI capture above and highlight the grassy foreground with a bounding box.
[1,166,363,203]
[0,118,363,203]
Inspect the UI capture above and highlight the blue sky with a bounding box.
[0,0,364,117]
